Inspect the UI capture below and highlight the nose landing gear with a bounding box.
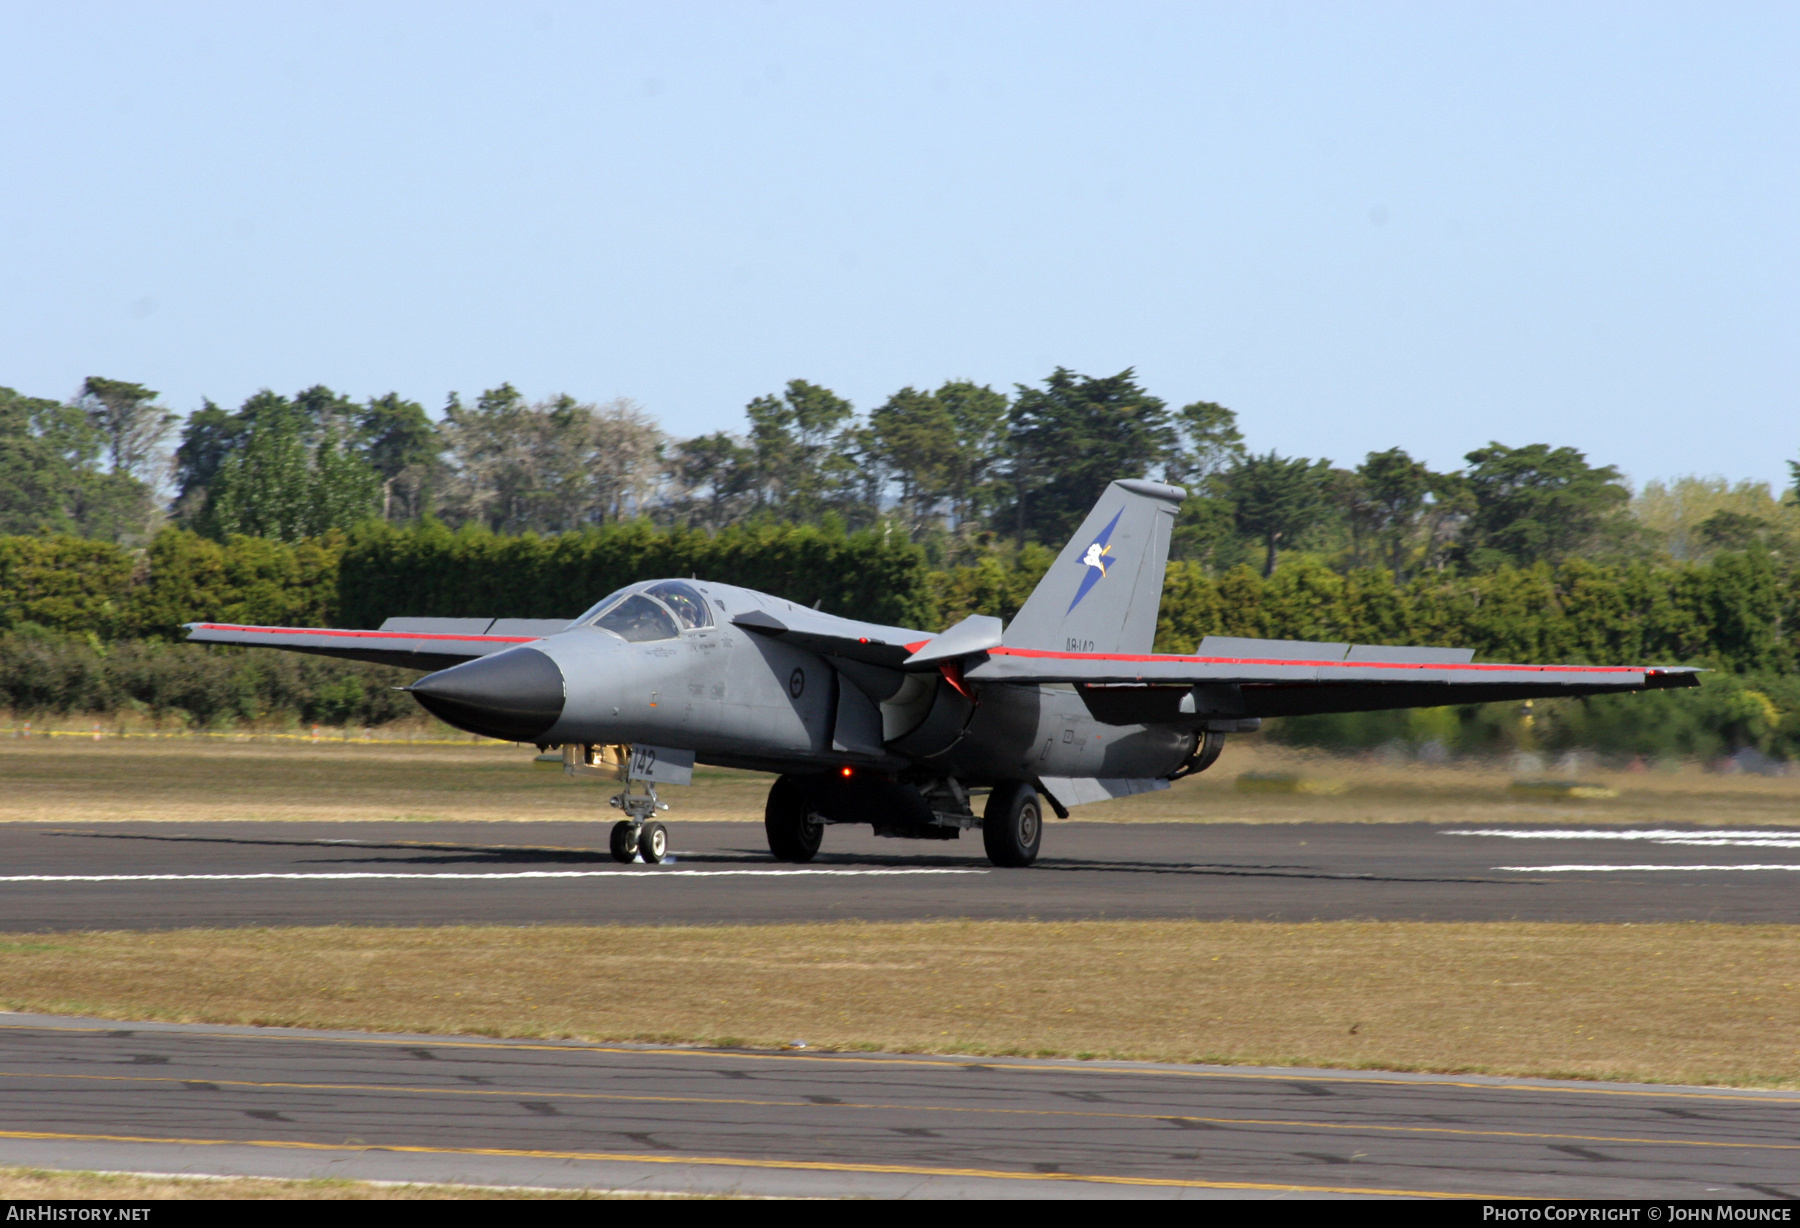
[607,778,670,864]
[554,743,688,865]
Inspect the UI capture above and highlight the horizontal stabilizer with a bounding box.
[904,614,1003,668]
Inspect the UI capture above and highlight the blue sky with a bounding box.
[2,2,1794,488]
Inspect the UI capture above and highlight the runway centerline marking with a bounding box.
[0,1128,1506,1198]
[6,1024,1798,1105]
[0,869,988,882]
[3,1069,1790,1152]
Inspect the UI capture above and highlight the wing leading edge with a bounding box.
[958,641,1701,724]
[182,619,564,671]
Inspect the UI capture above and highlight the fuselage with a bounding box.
[430,578,1195,787]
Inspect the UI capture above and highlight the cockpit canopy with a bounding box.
[569,580,714,643]
[645,581,713,630]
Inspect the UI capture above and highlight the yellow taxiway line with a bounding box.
[5,1021,1795,1106]
[0,1127,1500,1198]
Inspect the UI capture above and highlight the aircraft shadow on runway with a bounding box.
[46,829,1525,885]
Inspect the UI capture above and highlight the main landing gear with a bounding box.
[764,775,825,863]
[762,772,1044,868]
[981,780,1043,868]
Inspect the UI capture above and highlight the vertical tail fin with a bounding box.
[1003,478,1184,655]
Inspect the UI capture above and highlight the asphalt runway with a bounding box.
[2,1013,1795,1199]
[0,820,1796,929]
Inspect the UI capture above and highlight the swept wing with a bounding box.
[182,617,569,671]
[956,636,1700,724]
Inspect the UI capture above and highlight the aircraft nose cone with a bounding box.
[409,647,565,742]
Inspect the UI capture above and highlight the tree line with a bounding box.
[5,366,1799,758]
[8,369,1796,579]
[4,518,1795,672]
[2,521,1796,758]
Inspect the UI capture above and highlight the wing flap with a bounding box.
[1198,635,1350,660]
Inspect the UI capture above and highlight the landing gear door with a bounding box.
[627,744,695,787]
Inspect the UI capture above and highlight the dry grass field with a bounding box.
[2,733,1798,826]
[2,920,1795,1089]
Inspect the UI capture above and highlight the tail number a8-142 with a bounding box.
[1065,637,1095,654]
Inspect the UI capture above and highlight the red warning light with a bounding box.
[840,766,853,777]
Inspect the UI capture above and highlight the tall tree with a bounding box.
[1457,442,1631,569]
[1219,451,1331,576]
[289,384,359,445]
[666,432,756,530]
[935,381,1010,531]
[172,400,247,522]
[1002,368,1177,545]
[356,393,440,521]
[586,397,665,524]
[743,380,858,521]
[189,392,383,542]
[77,377,175,481]
[870,386,960,535]
[1168,400,1247,487]
[1350,447,1444,578]
[0,386,156,541]
[0,387,88,536]
[1163,400,1248,566]
[438,386,663,533]
[437,384,543,531]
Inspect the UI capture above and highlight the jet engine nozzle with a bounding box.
[408,647,566,742]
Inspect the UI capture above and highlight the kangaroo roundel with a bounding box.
[1068,508,1124,613]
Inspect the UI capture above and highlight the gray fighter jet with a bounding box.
[187,480,1699,867]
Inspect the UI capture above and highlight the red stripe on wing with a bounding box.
[193,624,541,645]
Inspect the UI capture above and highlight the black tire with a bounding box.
[982,781,1043,867]
[638,821,668,864]
[609,820,638,863]
[765,775,824,863]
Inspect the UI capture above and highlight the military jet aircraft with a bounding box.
[187,480,1699,867]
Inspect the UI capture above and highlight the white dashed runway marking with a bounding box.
[1495,864,1800,873]
[1448,828,1800,848]
[0,869,989,883]
[1446,828,1800,873]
